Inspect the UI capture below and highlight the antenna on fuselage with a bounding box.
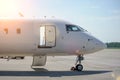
[44,16,46,19]
[18,12,24,17]
[43,16,55,19]
[51,16,55,18]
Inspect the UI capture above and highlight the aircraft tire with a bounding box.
[76,64,83,71]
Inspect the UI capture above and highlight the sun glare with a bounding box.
[0,0,18,17]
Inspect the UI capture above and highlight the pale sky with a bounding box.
[0,0,120,42]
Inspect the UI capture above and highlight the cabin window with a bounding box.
[4,28,8,34]
[16,28,21,34]
[66,25,80,31]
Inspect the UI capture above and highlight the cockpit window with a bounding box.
[66,25,80,31]
[66,24,85,32]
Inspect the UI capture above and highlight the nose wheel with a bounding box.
[75,64,83,71]
[71,55,84,71]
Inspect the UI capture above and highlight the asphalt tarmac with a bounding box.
[0,49,120,80]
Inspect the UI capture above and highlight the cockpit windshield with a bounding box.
[66,24,86,32]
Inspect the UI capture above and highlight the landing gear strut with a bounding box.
[71,55,84,71]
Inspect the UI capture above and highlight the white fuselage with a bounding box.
[0,19,106,56]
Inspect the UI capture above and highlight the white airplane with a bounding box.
[0,19,106,71]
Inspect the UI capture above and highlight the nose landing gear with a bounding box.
[71,55,84,71]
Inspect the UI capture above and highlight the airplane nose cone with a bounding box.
[95,40,107,51]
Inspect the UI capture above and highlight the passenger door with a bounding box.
[38,25,56,48]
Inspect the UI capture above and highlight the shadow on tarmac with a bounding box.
[0,68,111,77]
